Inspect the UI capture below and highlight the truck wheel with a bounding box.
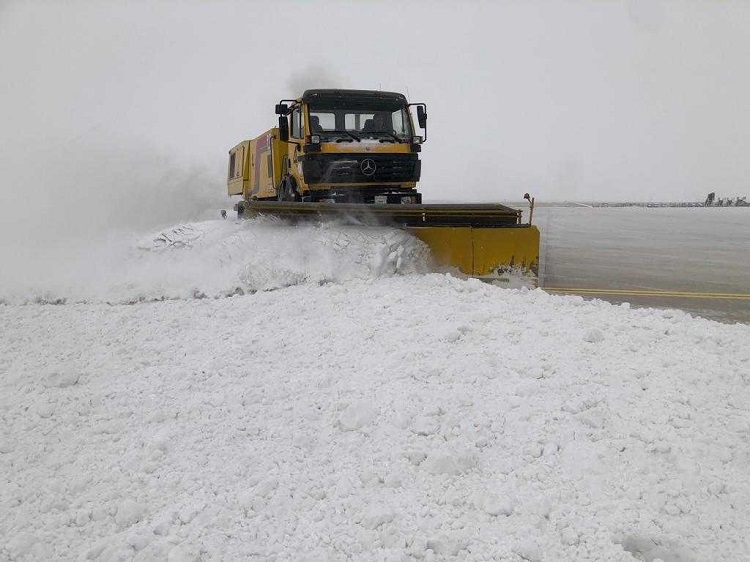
[278,179,301,202]
[276,181,288,201]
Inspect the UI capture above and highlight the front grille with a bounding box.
[302,154,420,184]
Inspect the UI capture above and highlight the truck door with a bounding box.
[289,105,305,187]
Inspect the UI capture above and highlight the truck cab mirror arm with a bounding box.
[409,103,428,142]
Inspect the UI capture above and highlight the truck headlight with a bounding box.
[412,136,422,144]
[311,135,321,144]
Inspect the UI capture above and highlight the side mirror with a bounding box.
[275,103,288,115]
[278,116,289,142]
[417,105,427,129]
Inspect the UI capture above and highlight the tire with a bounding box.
[277,178,301,202]
[276,181,288,201]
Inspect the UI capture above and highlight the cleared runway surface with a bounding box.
[535,206,750,323]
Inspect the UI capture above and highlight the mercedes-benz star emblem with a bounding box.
[360,159,377,176]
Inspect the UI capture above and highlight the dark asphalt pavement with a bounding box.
[535,206,750,324]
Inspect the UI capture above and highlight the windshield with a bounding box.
[308,106,413,141]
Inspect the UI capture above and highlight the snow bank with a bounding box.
[0,218,432,304]
[2,274,749,561]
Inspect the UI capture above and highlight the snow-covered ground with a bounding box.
[2,218,750,561]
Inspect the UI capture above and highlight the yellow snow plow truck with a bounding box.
[227,89,539,282]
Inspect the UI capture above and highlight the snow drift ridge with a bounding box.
[0,218,433,304]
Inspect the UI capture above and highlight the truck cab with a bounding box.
[275,89,427,203]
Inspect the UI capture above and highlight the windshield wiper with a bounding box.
[378,132,403,143]
[328,130,361,142]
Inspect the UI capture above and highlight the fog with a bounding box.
[1,0,749,249]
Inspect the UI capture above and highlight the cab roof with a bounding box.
[301,89,407,109]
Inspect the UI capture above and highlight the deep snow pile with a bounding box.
[0,218,432,304]
[2,272,749,561]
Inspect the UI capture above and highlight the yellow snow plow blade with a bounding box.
[238,201,540,284]
[409,225,540,281]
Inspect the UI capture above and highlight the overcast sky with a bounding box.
[2,0,750,213]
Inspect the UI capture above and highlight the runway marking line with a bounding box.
[543,287,750,301]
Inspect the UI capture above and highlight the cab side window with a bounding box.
[291,107,302,138]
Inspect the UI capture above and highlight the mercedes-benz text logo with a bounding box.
[360,158,377,176]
